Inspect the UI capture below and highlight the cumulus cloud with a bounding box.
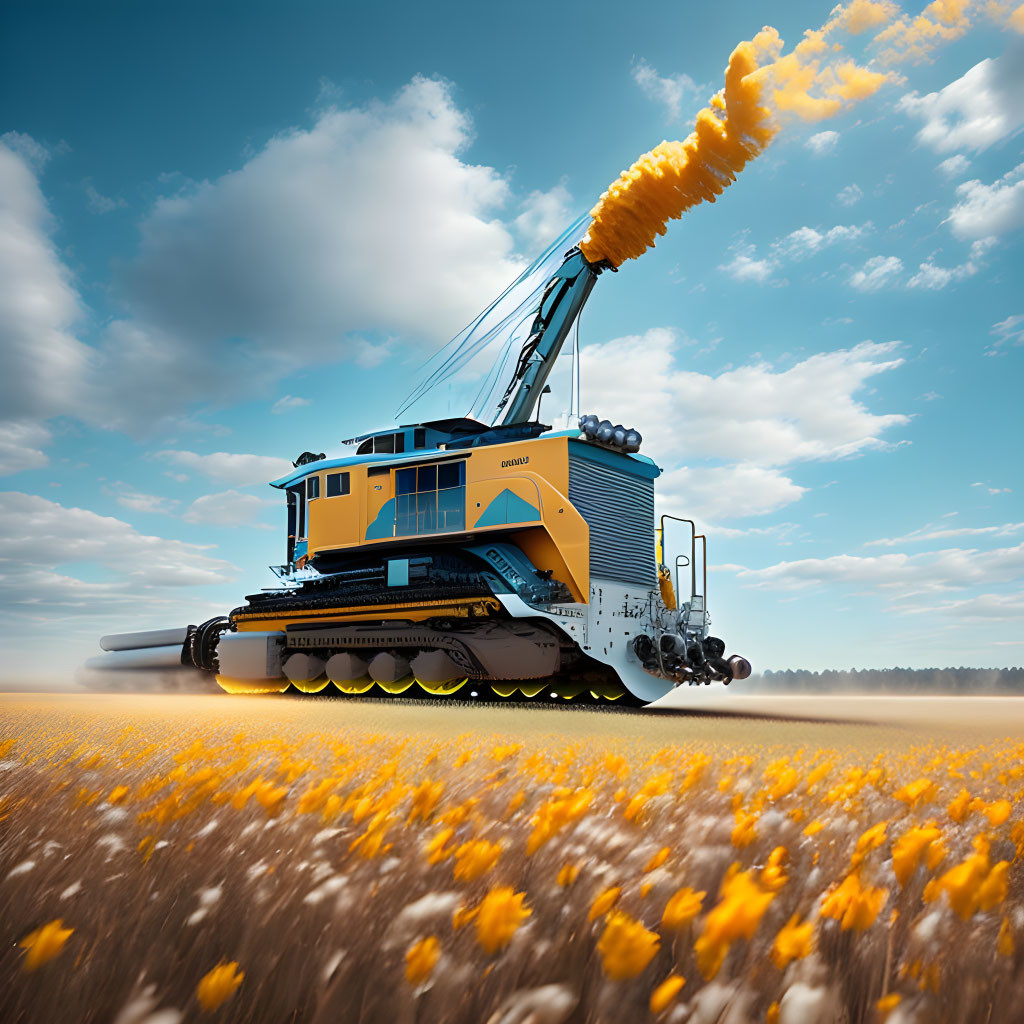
[513,180,574,251]
[719,244,775,283]
[725,539,1024,595]
[775,223,866,259]
[805,130,840,155]
[0,421,51,476]
[947,163,1024,239]
[0,492,238,603]
[865,520,1024,547]
[271,395,312,414]
[183,490,279,528]
[631,59,699,121]
[898,49,1024,152]
[937,154,971,177]
[0,135,91,436]
[79,77,525,431]
[849,254,903,290]
[580,330,907,521]
[873,0,972,65]
[115,489,179,515]
[155,450,294,487]
[894,591,1024,621]
[837,184,863,206]
[907,236,995,289]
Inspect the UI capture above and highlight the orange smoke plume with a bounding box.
[580,6,899,268]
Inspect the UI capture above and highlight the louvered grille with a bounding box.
[568,454,656,587]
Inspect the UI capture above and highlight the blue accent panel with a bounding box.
[365,498,396,539]
[387,558,409,586]
[567,437,661,479]
[474,488,540,528]
[294,540,308,560]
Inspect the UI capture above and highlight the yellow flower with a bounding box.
[589,885,622,921]
[19,919,73,971]
[108,785,130,805]
[644,847,670,872]
[526,789,593,855]
[761,847,789,892]
[850,821,887,868]
[597,911,661,980]
[891,824,943,886]
[695,865,775,979]
[998,917,1015,957]
[893,777,937,808]
[425,826,456,864]
[475,886,531,954]
[452,839,502,882]
[803,819,825,836]
[984,799,1011,826]
[947,788,972,822]
[196,961,244,1012]
[820,873,888,931]
[453,903,478,930]
[557,863,580,887]
[649,974,685,1014]
[408,778,444,823]
[730,809,758,849]
[404,936,440,985]
[661,886,705,930]
[770,913,814,969]
[929,838,1009,919]
[877,993,902,1017]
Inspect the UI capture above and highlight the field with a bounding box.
[2,692,1022,1023]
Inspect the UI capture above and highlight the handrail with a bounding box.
[694,534,707,609]
[659,515,696,602]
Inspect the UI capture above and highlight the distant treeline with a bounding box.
[743,667,1024,694]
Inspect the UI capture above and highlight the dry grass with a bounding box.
[1,692,1022,1023]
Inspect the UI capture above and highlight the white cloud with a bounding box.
[0,421,51,476]
[947,163,1024,239]
[837,184,863,206]
[183,490,278,528]
[156,450,294,487]
[84,181,126,214]
[898,51,1024,152]
[0,135,91,427]
[659,465,807,522]
[726,539,1024,595]
[115,489,179,515]
[776,224,866,259]
[83,77,525,431]
[849,254,903,290]
[719,244,775,282]
[865,521,1024,547]
[722,223,868,282]
[988,313,1024,354]
[582,332,907,468]
[907,236,995,289]
[894,591,1024,621]
[0,492,237,603]
[580,331,907,521]
[805,131,840,156]
[632,59,698,121]
[937,154,970,177]
[513,180,574,251]
[271,395,312,414]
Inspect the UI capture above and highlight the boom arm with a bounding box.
[496,249,604,425]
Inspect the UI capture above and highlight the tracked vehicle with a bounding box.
[90,244,750,706]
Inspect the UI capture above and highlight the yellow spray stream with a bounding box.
[580,4,904,268]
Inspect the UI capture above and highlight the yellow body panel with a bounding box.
[299,436,591,603]
[233,597,502,632]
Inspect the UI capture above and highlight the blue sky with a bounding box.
[1,0,1022,682]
